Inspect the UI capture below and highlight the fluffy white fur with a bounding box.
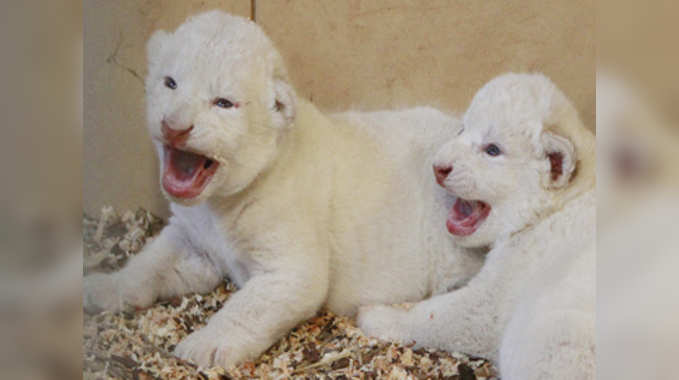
[358,73,596,380]
[596,72,679,380]
[83,11,483,368]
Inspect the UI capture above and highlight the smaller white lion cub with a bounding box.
[358,73,595,380]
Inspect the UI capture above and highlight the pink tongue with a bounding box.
[446,198,491,236]
[452,199,481,224]
[457,200,474,217]
[162,146,218,200]
[170,149,204,181]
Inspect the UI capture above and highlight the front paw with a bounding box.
[83,273,150,313]
[174,325,243,369]
[357,304,410,343]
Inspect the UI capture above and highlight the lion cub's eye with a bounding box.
[484,144,502,156]
[213,98,234,109]
[164,76,177,90]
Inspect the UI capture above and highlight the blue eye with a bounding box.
[485,144,502,156]
[164,76,177,90]
[213,98,234,109]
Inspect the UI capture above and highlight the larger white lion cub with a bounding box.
[83,11,483,368]
[358,73,595,380]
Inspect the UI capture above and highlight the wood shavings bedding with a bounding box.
[83,207,498,379]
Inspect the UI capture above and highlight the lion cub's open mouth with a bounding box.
[446,198,491,236]
[162,146,219,199]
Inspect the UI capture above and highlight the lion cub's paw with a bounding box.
[83,273,126,313]
[82,273,150,314]
[174,325,244,369]
[357,304,411,343]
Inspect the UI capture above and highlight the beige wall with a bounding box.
[84,0,594,218]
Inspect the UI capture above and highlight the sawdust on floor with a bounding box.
[82,207,498,379]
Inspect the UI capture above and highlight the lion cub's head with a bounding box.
[433,73,594,247]
[144,11,296,205]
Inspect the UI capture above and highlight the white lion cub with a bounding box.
[358,73,595,380]
[82,11,484,368]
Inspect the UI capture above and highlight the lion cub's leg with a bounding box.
[173,226,330,368]
[358,260,503,359]
[83,223,223,313]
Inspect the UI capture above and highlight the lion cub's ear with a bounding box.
[272,78,296,127]
[270,52,296,128]
[541,131,576,189]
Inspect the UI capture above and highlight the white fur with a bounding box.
[83,11,483,368]
[358,73,596,380]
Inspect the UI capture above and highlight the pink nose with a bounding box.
[433,164,453,186]
[162,120,193,147]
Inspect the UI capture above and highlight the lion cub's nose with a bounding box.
[433,164,453,186]
[162,120,194,147]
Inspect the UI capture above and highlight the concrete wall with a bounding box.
[84,0,594,218]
